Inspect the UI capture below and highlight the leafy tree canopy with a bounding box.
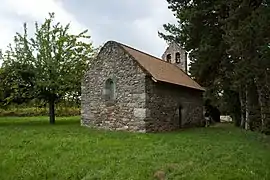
[160,0,270,133]
[1,13,96,123]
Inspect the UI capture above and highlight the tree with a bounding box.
[2,13,95,124]
[159,0,232,118]
[0,68,4,107]
[160,0,270,134]
[223,0,270,132]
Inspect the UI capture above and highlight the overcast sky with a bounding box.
[0,0,177,59]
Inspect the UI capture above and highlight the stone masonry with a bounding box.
[81,41,147,132]
[145,77,204,132]
[81,41,204,133]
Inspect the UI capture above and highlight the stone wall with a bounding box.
[145,77,204,132]
[81,41,147,132]
[81,41,204,133]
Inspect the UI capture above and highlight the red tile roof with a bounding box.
[114,41,205,91]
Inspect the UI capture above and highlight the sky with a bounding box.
[0,0,177,60]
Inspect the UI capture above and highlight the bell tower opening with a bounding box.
[175,52,180,64]
[161,42,188,73]
[166,54,172,63]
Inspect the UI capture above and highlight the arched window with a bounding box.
[175,52,181,64]
[166,54,172,63]
[104,78,115,101]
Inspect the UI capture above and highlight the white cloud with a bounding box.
[0,0,90,52]
[0,17,18,52]
[122,0,177,57]
[0,0,177,64]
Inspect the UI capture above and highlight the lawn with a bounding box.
[0,117,270,180]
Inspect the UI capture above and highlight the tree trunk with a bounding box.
[245,88,250,130]
[49,100,55,124]
[257,88,265,132]
[239,87,246,128]
[256,82,269,133]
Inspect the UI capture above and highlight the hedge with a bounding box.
[0,107,80,117]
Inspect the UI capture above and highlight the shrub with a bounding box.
[0,107,80,117]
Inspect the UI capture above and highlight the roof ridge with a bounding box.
[115,41,192,76]
[108,40,204,91]
[114,41,173,65]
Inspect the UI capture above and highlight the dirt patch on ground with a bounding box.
[153,170,166,180]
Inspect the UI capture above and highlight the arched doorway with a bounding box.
[178,105,182,128]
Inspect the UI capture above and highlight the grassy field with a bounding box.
[0,117,270,180]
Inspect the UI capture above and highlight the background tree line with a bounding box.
[160,0,270,134]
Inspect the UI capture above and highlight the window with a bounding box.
[175,52,180,64]
[166,54,172,63]
[104,78,115,101]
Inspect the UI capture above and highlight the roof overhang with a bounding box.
[150,76,205,92]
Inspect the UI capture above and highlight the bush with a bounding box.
[0,107,80,117]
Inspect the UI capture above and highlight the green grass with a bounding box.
[0,117,270,180]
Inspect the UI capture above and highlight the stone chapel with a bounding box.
[81,41,205,132]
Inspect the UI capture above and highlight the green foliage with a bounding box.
[160,0,227,86]
[0,118,270,179]
[0,107,80,117]
[0,68,4,107]
[1,13,95,123]
[160,0,270,133]
[0,62,33,106]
